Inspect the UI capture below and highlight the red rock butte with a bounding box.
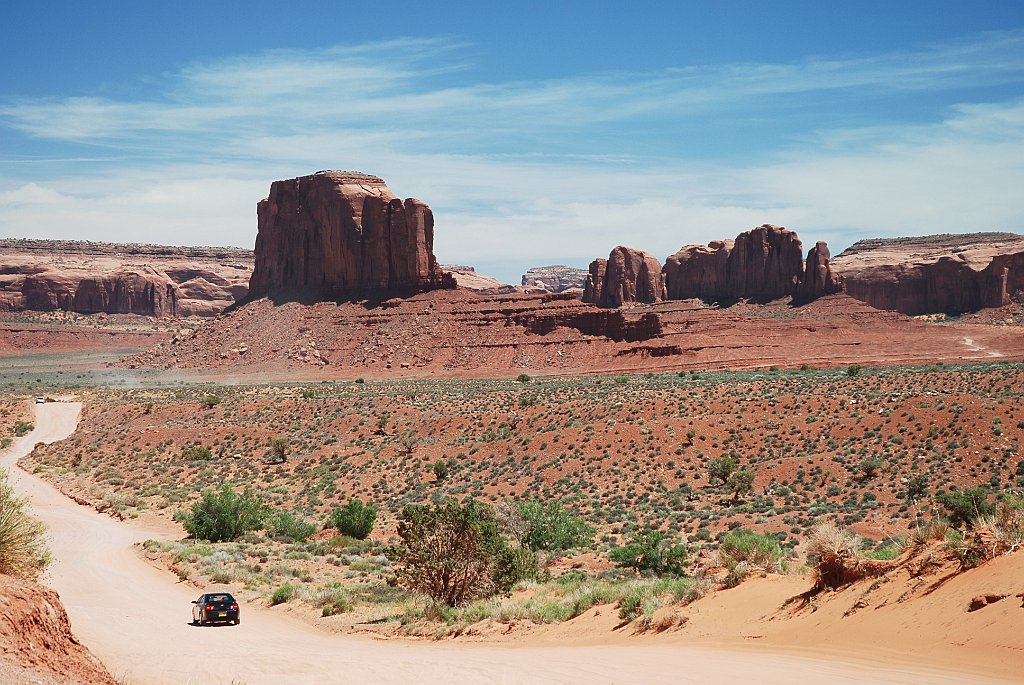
[248,171,454,301]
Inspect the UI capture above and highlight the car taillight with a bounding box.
[230,603,238,610]
[205,604,214,611]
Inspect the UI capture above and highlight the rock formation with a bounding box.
[832,232,1024,315]
[582,246,665,307]
[521,265,588,292]
[0,239,252,317]
[248,171,453,300]
[663,224,805,304]
[793,241,843,305]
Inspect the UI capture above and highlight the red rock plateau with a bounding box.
[0,574,116,685]
[833,232,1024,315]
[248,171,453,301]
[0,239,252,317]
[119,288,1024,378]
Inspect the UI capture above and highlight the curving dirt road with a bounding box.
[3,402,1017,685]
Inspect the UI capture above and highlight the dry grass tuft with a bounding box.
[0,469,51,580]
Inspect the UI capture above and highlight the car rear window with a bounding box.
[208,594,234,603]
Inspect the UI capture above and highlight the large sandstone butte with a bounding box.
[663,224,807,304]
[0,239,252,317]
[582,246,665,307]
[832,232,1024,315]
[248,171,453,301]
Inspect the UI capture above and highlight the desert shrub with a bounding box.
[846,364,862,377]
[329,498,376,540]
[430,459,450,481]
[609,530,688,577]
[269,437,289,464]
[992,494,1024,552]
[906,473,929,501]
[806,522,867,591]
[516,374,532,383]
[202,394,221,409]
[267,510,317,542]
[181,444,213,461]
[718,529,785,573]
[936,487,995,529]
[856,457,883,480]
[394,498,539,606]
[182,485,268,542]
[0,470,51,579]
[517,500,595,552]
[13,421,33,437]
[271,584,296,605]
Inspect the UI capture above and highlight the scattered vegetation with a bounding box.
[182,486,269,542]
[0,469,51,579]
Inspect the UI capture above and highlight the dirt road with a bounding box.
[3,402,1017,685]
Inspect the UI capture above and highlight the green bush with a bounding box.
[707,456,737,486]
[936,487,995,529]
[267,510,317,542]
[0,470,51,579]
[518,500,595,552]
[271,584,296,605]
[846,364,862,377]
[516,373,532,383]
[182,485,268,542]
[13,421,33,437]
[717,529,785,573]
[609,530,688,577]
[330,498,377,540]
[181,444,213,461]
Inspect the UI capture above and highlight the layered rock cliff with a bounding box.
[832,232,1024,315]
[582,246,665,307]
[0,240,252,317]
[248,171,453,300]
[793,241,843,305]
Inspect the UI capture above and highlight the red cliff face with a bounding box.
[832,233,1024,315]
[248,171,452,300]
[582,246,665,308]
[793,241,843,305]
[663,225,805,304]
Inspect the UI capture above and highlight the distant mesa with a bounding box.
[832,232,1024,315]
[521,265,588,293]
[248,171,454,302]
[0,239,253,317]
[583,224,841,308]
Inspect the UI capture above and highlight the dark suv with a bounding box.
[192,592,239,625]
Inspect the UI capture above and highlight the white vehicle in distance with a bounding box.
[35,396,46,404]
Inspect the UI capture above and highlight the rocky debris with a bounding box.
[793,241,843,305]
[0,574,117,685]
[663,224,805,304]
[248,171,454,301]
[832,232,1024,315]
[521,265,588,292]
[582,246,665,307]
[0,239,252,317]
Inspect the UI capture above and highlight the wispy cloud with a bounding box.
[1,31,1023,282]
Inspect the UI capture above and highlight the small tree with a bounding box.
[269,438,289,464]
[609,530,688,577]
[183,485,268,542]
[846,364,862,377]
[707,456,738,486]
[202,394,221,409]
[857,457,883,481]
[906,473,929,502]
[517,500,595,551]
[330,498,377,539]
[727,467,757,502]
[394,498,537,606]
[937,487,995,529]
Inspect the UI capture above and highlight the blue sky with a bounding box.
[2,2,1024,283]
